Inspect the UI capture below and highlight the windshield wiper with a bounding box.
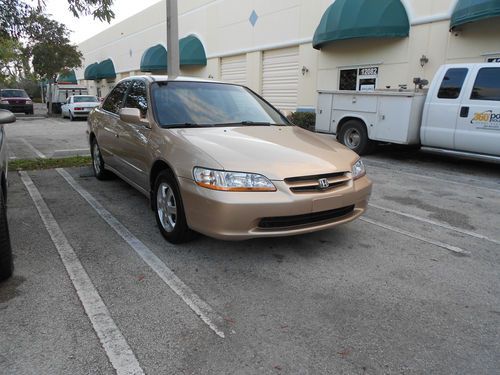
[220,121,278,126]
[164,123,214,128]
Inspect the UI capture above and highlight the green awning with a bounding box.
[84,63,99,80]
[313,0,410,49]
[179,35,207,66]
[140,44,167,72]
[450,0,500,29]
[57,70,77,83]
[96,59,116,80]
[140,35,207,72]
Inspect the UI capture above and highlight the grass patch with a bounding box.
[9,156,92,171]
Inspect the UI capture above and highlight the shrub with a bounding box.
[287,111,316,131]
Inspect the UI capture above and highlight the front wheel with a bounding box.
[0,187,13,282]
[153,170,193,244]
[338,120,375,155]
[69,111,75,121]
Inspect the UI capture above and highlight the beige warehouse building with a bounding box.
[76,0,500,113]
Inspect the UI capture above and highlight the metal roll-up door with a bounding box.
[262,47,299,112]
[220,55,247,85]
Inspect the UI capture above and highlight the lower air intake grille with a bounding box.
[258,205,355,229]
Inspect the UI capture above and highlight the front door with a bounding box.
[454,66,500,156]
[115,79,151,191]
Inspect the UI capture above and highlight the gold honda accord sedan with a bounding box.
[88,76,372,243]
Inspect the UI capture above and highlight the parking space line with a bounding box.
[369,203,500,246]
[19,171,145,375]
[20,138,46,159]
[365,162,500,194]
[54,148,90,153]
[360,217,471,256]
[56,168,226,339]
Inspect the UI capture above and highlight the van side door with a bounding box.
[454,66,500,156]
[421,67,469,149]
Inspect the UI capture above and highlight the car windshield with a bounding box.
[151,81,289,127]
[73,96,98,103]
[1,89,29,98]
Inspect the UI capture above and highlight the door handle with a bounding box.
[460,106,469,118]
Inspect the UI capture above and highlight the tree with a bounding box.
[0,0,114,112]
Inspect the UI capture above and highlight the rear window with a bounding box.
[437,68,468,99]
[470,68,500,101]
[151,81,287,127]
[74,96,99,103]
[1,89,29,98]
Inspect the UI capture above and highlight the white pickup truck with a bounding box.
[316,63,500,162]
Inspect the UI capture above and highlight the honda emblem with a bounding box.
[318,178,329,189]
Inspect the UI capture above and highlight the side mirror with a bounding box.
[119,107,149,127]
[0,110,16,124]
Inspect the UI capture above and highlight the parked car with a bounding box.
[0,110,16,281]
[88,77,372,243]
[0,89,34,115]
[61,95,101,121]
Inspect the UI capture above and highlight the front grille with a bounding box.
[284,172,350,193]
[258,205,355,229]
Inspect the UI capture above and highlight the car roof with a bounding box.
[121,75,229,85]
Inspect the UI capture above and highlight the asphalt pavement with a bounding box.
[0,121,499,374]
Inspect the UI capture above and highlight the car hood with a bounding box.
[168,126,358,180]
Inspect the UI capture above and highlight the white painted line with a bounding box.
[20,138,46,159]
[366,162,500,194]
[56,168,226,339]
[9,156,17,160]
[369,203,500,246]
[19,171,145,375]
[360,217,471,256]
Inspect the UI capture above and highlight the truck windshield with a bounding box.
[1,89,29,98]
[74,96,99,103]
[151,81,289,127]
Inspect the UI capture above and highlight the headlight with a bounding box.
[26,100,33,104]
[193,167,276,191]
[352,159,366,180]
[0,100,8,104]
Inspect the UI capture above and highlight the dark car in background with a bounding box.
[0,89,34,115]
[0,110,15,281]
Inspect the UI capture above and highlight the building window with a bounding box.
[339,67,378,91]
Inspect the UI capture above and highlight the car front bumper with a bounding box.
[0,103,33,113]
[179,175,372,240]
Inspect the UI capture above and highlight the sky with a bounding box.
[43,0,162,44]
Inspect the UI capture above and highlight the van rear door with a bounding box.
[454,65,500,156]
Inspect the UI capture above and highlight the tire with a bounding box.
[91,139,110,180]
[0,185,13,282]
[338,120,375,155]
[153,170,193,244]
[69,111,75,121]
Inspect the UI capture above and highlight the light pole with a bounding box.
[167,0,180,78]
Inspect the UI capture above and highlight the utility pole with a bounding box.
[167,0,180,78]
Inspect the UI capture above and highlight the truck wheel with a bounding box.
[339,120,374,155]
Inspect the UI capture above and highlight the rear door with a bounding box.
[454,65,500,156]
[421,67,469,149]
[96,81,130,169]
[116,79,151,191]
